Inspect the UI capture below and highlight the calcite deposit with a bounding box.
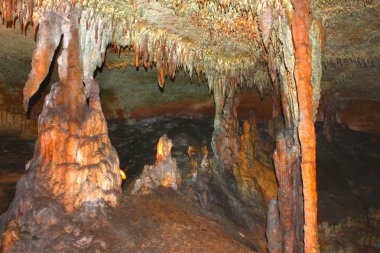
[8,0,378,251]
[234,119,277,207]
[0,7,121,251]
[131,134,181,195]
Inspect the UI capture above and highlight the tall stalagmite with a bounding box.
[0,8,121,251]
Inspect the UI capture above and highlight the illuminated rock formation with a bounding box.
[131,135,181,195]
[262,0,322,251]
[0,8,121,251]
[234,120,277,206]
[291,1,320,250]
[200,140,211,173]
[0,0,328,251]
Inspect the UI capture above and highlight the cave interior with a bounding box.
[0,0,379,252]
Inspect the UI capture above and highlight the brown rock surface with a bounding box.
[273,129,304,253]
[0,83,39,139]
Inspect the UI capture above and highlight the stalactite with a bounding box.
[141,33,149,68]
[4,0,12,27]
[290,0,319,251]
[23,11,63,111]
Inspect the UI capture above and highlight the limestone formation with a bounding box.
[273,129,304,253]
[212,78,239,181]
[195,141,213,209]
[131,135,181,195]
[234,119,277,207]
[290,1,319,250]
[266,200,282,253]
[0,8,121,251]
[0,0,328,251]
[200,140,211,174]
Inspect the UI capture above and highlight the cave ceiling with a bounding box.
[0,0,379,104]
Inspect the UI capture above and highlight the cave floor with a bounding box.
[0,117,379,251]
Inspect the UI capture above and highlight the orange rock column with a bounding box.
[290,0,319,251]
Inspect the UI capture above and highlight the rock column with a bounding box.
[0,9,121,251]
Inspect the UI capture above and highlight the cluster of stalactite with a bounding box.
[0,0,271,97]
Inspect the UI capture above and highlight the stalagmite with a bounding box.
[132,135,181,195]
[266,200,282,253]
[0,8,121,251]
[273,129,303,253]
[188,145,198,177]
